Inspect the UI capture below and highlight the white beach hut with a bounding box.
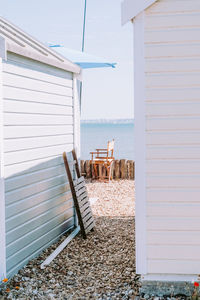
[122,0,200,291]
[0,17,81,279]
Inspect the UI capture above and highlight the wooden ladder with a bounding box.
[63,150,94,239]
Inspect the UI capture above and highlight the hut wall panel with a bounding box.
[3,56,74,278]
[144,0,200,275]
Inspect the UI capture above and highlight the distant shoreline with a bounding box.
[81,119,134,125]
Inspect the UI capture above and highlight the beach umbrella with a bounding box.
[49,45,116,69]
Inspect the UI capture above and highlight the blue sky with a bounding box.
[0,0,133,120]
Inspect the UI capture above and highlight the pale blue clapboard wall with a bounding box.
[3,53,75,277]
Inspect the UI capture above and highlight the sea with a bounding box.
[80,121,134,161]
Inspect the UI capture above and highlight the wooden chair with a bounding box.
[90,139,115,181]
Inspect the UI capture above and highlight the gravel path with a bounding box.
[1,180,137,300]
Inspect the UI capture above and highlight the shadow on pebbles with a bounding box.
[1,180,138,300]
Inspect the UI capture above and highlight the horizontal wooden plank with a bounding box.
[6,213,73,259]
[5,135,73,153]
[147,188,200,203]
[3,86,73,106]
[146,116,200,131]
[6,188,71,219]
[147,259,200,275]
[147,202,200,217]
[146,73,200,89]
[6,194,73,232]
[146,0,200,15]
[146,159,200,174]
[5,174,68,205]
[146,101,200,117]
[146,131,200,145]
[3,62,73,88]
[146,87,200,102]
[80,201,90,214]
[83,215,94,229]
[5,163,66,192]
[81,206,92,219]
[4,112,73,126]
[145,57,200,73]
[145,28,200,45]
[3,72,73,96]
[4,144,73,166]
[76,186,87,197]
[147,245,200,260]
[147,174,200,188]
[85,222,95,234]
[4,155,66,178]
[6,212,73,272]
[6,203,73,245]
[146,145,200,159]
[147,216,200,231]
[147,231,200,246]
[4,125,73,139]
[145,12,200,29]
[145,43,200,59]
[4,99,73,115]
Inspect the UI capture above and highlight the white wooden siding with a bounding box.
[3,55,75,278]
[144,0,200,275]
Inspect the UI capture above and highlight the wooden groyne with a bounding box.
[80,160,135,180]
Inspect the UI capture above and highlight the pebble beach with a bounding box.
[1,180,137,299]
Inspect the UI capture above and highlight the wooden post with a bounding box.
[120,159,126,179]
[115,160,120,179]
[85,160,91,178]
[130,161,135,179]
[81,160,85,177]
[127,160,131,179]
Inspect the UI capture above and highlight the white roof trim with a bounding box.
[121,0,157,25]
[0,16,80,74]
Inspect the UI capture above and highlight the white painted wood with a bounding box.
[145,12,200,29]
[4,144,73,165]
[121,0,157,25]
[146,87,200,102]
[146,131,200,146]
[147,188,200,203]
[40,226,80,269]
[5,125,73,139]
[146,145,200,159]
[147,174,200,188]
[148,260,200,275]
[3,63,73,88]
[143,274,199,282]
[4,100,73,115]
[0,57,6,280]
[146,116,200,131]
[148,245,200,260]
[147,231,200,246]
[5,135,73,153]
[145,42,200,59]
[3,86,72,107]
[146,160,200,174]
[146,73,200,89]
[3,72,73,96]
[134,12,147,275]
[147,202,200,217]
[146,57,200,73]
[73,75,80,159]
[4,113,73,126]
[147,216,200,231]
[145,28,200,45]
[146,0,200,15]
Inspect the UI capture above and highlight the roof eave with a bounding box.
[121,0,158,25]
